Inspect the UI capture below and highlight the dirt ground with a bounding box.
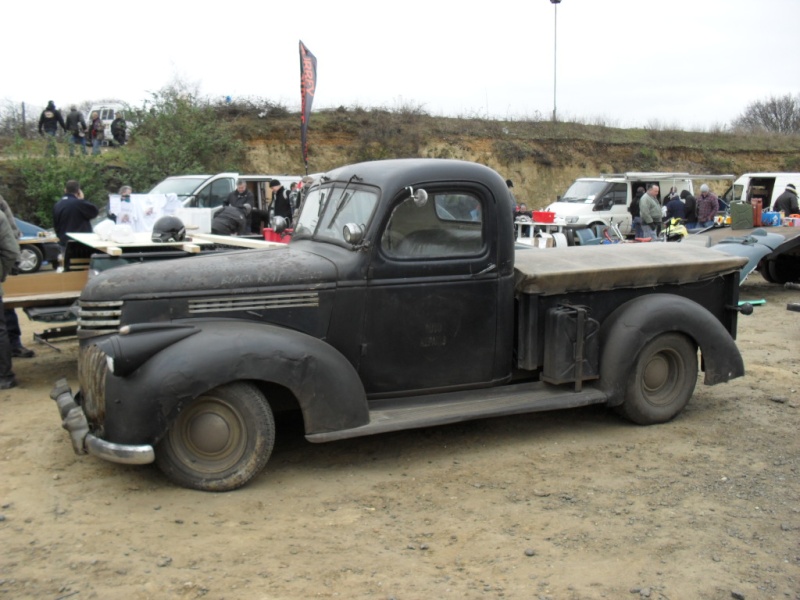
[1,272,798,600]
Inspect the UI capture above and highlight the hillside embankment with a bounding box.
[242,116,800,210]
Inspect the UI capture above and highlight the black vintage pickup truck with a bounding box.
[52,159,749,491]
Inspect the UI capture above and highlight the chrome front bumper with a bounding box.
[50,378,155,465]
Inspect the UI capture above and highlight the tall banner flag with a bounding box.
[299,40,318,172]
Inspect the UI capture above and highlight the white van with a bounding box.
[545,172,735,235]
[148,173,307,211]
[722,173,800,212]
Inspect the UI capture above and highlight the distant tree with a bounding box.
[123,82,247,191]
[731,93,800,134]
[0,99,37,138]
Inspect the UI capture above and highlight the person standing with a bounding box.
[38,100,66,157]
[110,112,127,146]
[680,189,698,229]
[639,184,662,239]
[53,180,99,251]
[629,186,645,238]
[665,191,686,220]
[772,183,799,216]
[222,180,254,235]
[0,209,21,389]
[65,106,88,156]
[88,111,104,155]
[696,184,719,229]
[270,179,292,227]
[0,194,34,358]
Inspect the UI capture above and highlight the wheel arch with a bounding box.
[598,294,744,406]
[102,320,369,444]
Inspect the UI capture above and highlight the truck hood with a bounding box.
[81,245,338,302]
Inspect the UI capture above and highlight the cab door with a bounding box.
[194,173,237,209]
[358,184,499,395]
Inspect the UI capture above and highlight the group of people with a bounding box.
[38,100,127,157]
[629,183,723,239]
[211,178,300,236]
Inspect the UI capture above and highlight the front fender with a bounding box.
[97,319,369,445]
[598,294,744,406]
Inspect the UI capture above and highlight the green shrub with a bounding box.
[122,86,247,191]
[16,155,108,226]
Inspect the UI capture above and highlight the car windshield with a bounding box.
[293,183,379,244]
[557,181,609,203]
[149,177,208,197]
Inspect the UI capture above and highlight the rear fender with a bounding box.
[99,320,368,444]
[598,294,744,406]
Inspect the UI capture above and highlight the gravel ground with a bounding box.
[1,272,798,600]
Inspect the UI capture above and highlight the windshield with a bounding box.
[149,177,208,197]
[294,184,379,244]
[557,181,610,203]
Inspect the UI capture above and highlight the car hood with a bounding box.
[81,245,338,302]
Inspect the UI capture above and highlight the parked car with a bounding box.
[15,218,60,273]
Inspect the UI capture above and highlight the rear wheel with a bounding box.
[18,245,43,273]
[156,382,275,491]
[617,333,698,425]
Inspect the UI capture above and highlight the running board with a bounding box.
[306,381,608,443]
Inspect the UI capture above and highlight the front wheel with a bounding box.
[617,333,698,425]
[18,245,43,273]
[156,382,275,491]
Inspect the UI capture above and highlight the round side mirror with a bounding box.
[413,188,428,207]
[343,223,365,244]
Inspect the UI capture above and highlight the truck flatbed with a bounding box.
[514,243,746,295]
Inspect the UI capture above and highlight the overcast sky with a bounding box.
[3,0,798,129]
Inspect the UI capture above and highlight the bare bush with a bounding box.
[731,93,800,134]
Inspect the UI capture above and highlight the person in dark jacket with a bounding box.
[53,180,99,250]
[270,179,293,227]
[88,111,104,155]
[38,100,66,157]
[110,113,127,146]
[64,106,88,156]
[629,186,645,238]
[665,192,686,220]
[772,183,799,215]
[680,189,698,229]
[211,205,249,236]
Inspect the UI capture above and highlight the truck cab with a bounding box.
[52,159,748,492]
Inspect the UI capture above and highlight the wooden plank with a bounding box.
[190,233,286,249]
[3,270,88,309]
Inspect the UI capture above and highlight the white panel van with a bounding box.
[545,173,734,235]
[722,173,800,212]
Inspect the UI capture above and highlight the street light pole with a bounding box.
[551,0,561,122]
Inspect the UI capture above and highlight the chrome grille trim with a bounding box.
[188,292,319,314]
[79,300,123,332]
[78,343,108,425]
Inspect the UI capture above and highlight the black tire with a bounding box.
[617,333,698,425]
[156,382,275,491]
[18,245,43,274]
[767,257,800,285]
[758,260,777,283]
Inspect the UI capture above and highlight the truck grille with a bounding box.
[78,300,123,334]
[188,292,319,314]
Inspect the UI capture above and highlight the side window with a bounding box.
[595,183,626,210]
[197,179,235,208]
[381,191,484,259]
